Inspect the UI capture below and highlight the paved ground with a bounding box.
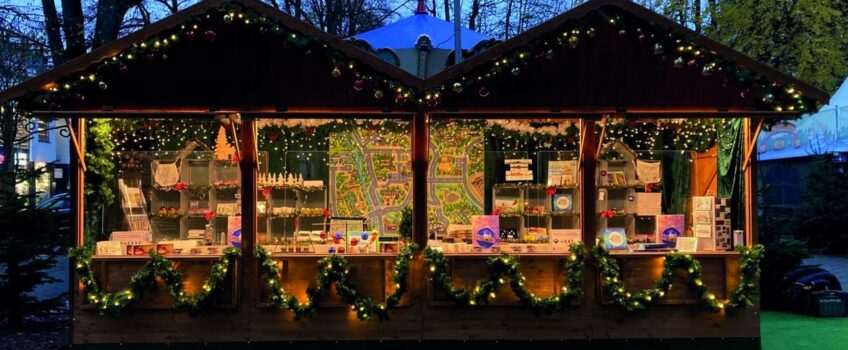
[31,255,68,301]
[803,255,848,287]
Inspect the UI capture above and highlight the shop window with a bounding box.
[37,119,50,143]
[87,118,242,257]
[426,118,581,255]
[596,119,742,253]
[255,118,412,255]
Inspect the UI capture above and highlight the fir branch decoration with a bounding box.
[423,242,586,315]
[69,246,240,317]
[257,243,418,321]
[592,243,764,313]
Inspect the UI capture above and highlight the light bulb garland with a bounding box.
[597,119,727,157]
[24,2,417,110]
[69,246,240,317]
[592,242,764,313]
[422,242,586,315]
[256,243,418,321]
[426,8,818,114]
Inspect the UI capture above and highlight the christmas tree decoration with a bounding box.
[478,86,490,98]
[214,125,236,161]
[452,82,463,93]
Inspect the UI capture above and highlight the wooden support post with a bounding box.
[595,114,609,159]
[743,118,764,170]
[230,114,242,161]
[64,118,86,172]
[743,118,758,246]
[580,120,597,245]
[68,117,84,344]
[412,111,429,248]
[240,117,257,305]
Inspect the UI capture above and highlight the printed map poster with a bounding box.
[427,122,485,231]
[471,215,500,252]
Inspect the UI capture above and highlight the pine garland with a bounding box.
[592,243,764,312]
[256,243,418,321]
[69,246,241,317]
[423,242,586,315]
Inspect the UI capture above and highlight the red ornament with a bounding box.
[478,86,490,98]
[353,79,364,91]
[492,207,502,216]
[185,30,196,40]
[545,186,557,196]
[338,247,345,253]
[204,29,216,41]
[638,34,647,44]
[351,237,360,246]
[306,126,316,134]
[204,210,216,221]
[268,133,278,142]
[231,154,239,165]
[175,182,188,191]
[395,93,407,105]
[323,208,331,218]
[646,183,656,193]
[319,231,328,240]
[262,187,272,198]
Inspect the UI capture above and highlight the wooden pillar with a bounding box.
[743,118,758,246]
[68,117,84,343]
[580,119,597,246]
[240,117,257,304]
[412,111,429,248]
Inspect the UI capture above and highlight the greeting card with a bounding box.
[471,215,500,252]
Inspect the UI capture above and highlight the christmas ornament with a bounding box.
[478,86,490,98]
[373,90,384,99]
[331,67,342,77]
[353,79,364,91]
[653,43,665,55]
[673,57,685,68]
[452,82,463,93]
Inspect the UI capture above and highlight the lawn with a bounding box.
[762,311,848,350]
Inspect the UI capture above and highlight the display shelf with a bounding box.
[608,250,740,257]
[91,254,226,261]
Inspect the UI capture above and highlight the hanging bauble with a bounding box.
[146,53,157,62]
[204,29,216,41]
[586,27,596,38]
[478,86,490,98]
[510,67,521,76]
[686,59,698,69]
[673,57,685,68]
[395,93,407,105]
[545,49,554,60]
[452,82,463,93]
[427,97,439,108]
[331,67,342,78]
[98,81,108,90]
[185,30,196,40]
[119,64,129,75]
[567,36,579,49]
[373,89,384,99]
[762,93,775,104]
[161,54,169,62]
[223,14,233,23]
[638,34,647,44]
[653,43,665,55]
[353,79,364,91]
[618,29,627,38]
[740,89,750,98]
[701,65,714,76]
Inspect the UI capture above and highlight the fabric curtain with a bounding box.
[718,119,745,231]
[661,151,691,214]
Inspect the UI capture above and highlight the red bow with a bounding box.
[646,183,655,193]
[545,186,557,196]
[492,208,502,216]
[204,210,216,221]
[175,182,188,191]
[262,187,272,198]
[323,208,331,218]
[601,209,616,218]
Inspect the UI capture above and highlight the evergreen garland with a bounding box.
[423,242,586,315]
[592,243,764,313]
[256,243,418,321]
[69,246,241,317]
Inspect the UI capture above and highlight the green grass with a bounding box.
[762,311,848,350]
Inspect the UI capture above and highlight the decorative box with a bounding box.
[96,241,123,256]
[126,244,155,256]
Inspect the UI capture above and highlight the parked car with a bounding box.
[36,193,70,237]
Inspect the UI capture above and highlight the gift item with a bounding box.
[471,215,500,252]
[499,228,518,240]
[494,199,521,214]
[126,244,155,256]
[634,192,661,216]
[110,231,148,245]
[187,229,205,240]
[552,193,573,212]
[603,228,628,250]
[216,202,238,216]
[715,197,733,250]
[636,159,661,184]
[657,214,685,248]
[379,242,401,254]
[547,160,577,186]
[96,241,123,256]
[505,159,533,181]
[550,229,581,251]
[733,230,745,247]
[152,161,180,187]
[272,207,296,216]
[446,224,472,243]
[300,207,325,216]
[613,171,627,186]
[676,237,699,253]
[691,196,716,250]
[227,216,242,248]
[525,227,549,242]
[156,244,175,255]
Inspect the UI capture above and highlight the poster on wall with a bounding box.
[471,215,500,252]
[657,214,685,248]
[227,216,242,248]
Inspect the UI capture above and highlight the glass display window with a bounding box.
[595,118,742,254]
[88,118,242,257]
[255,118,412,256]
[426,118,581,255]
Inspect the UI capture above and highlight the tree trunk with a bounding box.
[706,0,718,33]
[693,0,702,33]
[469,0,479,30]
[93,0,142,49]
[40,0,65,66]
[504,0,514,40]
[443,0,450,21]
[60,0,85,60]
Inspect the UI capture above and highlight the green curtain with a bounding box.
[661,152,691,214]
[718,119,745,231]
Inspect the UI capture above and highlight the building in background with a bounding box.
[27,118,70,202]
[348,0,496,78]
[757,77,848,212]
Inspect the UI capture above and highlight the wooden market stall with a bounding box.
[0,0,829,347]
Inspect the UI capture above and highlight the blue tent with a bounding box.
[350,3,491,50]
[758,77,848,161]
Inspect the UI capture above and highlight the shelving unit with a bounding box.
[491,183,580,244]
[256,184,328,251]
